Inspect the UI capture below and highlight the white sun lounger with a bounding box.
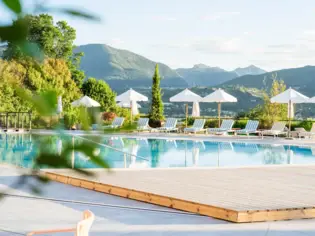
[260,121,287,138]
[137,118,150,131]
[184,119,205,134]
[207,120,234,135]
[235,120,259,136]
[103,117,125,129]
[299,123,315,139]
[157,118,178,133]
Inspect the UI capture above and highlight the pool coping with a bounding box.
[29,129,315,147]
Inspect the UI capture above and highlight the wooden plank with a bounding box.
[80,180,95,190]
[43,170,315,223]
[68,178,81,187]
[237,208,315,223]
[43,171,242,222]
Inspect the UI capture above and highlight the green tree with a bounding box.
[0,0,109,197]
[82,77,116,111]
[4,14,85,88]
[0,58,81,116]
[248,75,287,128]
[149,64,164,121]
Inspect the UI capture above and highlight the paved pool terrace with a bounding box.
[2,164,315,235]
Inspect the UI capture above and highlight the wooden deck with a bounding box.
[43,165,315,223]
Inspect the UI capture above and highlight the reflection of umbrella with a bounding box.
[57,139,62,155]
[129,144,147,168]
[271,88,309,134]
[202,88,237,127]
[71,95,101,107]
[57,96,62,115]
[170,89,202,127]
[129,144,138,168]
[193,140,205,150]
[166,139,177,148]
[192,147,199,167]
[136,138,149,146]
[288,149,294,164]
[110,137,125,149]
[116,88,148,120]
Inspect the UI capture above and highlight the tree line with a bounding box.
[0,13,165,128]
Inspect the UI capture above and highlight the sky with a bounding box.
[1,0,315,71]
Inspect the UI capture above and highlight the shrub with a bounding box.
[64,107,80,129]
[204,119,217,128]
[291,120,314,131]
[102,112,116,122]
[234,119,248,129]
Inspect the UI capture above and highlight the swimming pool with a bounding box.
[1,133,315,169]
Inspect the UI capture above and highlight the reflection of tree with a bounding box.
[149,139,166,168]
[0,134,35,168]
[123,138,137,148]
[262,147,287,165]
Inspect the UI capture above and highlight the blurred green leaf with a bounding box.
[37,6,100,21]
[31,185,41,194]
[74,142,110,169]
[0,19,27,42]
[36,175,50,183]
[2,0,22,14]
[19,42,44,61]
[15,88,57,116]
[57,9,100,21]
[78,107,90,130]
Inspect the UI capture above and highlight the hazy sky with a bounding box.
[1,0,315,71]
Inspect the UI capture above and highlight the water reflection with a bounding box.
[1,134,315,169]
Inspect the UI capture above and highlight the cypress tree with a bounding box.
[149,64,164,123]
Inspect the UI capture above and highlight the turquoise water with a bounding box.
[1,133,315,169]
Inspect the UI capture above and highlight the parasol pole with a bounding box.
[185,103,188,128]
[130,101,133,123]
[218,102,221,128]
[288,100,292,137]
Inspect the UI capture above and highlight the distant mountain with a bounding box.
[175,64,266,87]
[234,65,266,77]
[222,65,315,96]
[176,64,238,87]
[74,44,187,89]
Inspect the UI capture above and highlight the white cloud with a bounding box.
[152,16,177,22]
[191,37,242,54]
[108,38,125,47]
[202,11,240,21]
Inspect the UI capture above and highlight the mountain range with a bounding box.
[75,44,267,89]
[74,44,187,88]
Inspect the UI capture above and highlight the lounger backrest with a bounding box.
[112,117,124,126]
[271,122,286,131]
[192,119,205,128]
[311,123,315,132]
[76,210,95,236]
[220,120,234,130]
[245,120,259,131]
[165,118,177,128]
[137,118,149,127]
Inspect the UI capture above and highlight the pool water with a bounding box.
[1,133,315,169]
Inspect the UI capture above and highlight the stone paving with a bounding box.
[0,165,315,235]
